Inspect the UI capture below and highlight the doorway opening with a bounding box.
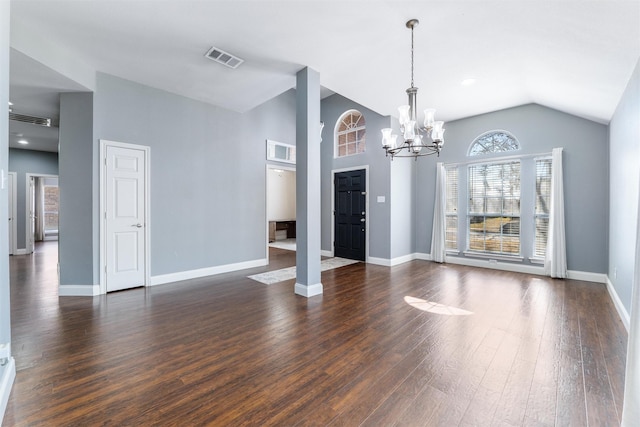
[26,173,59,255]
[266,165,296,255]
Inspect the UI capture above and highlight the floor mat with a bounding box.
[248,257,359,285]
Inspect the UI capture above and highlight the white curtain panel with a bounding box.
[544,147,568,278]
[622,168,640,426]
[431,162,446,263]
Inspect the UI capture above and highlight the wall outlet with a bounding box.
[489,259,498,265]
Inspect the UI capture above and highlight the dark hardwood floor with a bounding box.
[4,242,627,426]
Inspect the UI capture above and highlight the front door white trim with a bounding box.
[330,165,369,262]
[99,139,150,295]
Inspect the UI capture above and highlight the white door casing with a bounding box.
[8,172,16,255]
[101,141,150,293]
[28,176,34,254]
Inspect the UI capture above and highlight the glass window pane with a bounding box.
[467,160,521,256]
[469,131,520,156]
[336,110,366,157]
[535,217,549,257]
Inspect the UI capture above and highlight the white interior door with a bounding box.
[8,172,16,255]
[105,144,148,292]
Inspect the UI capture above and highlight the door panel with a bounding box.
[334,169,366,261]
[105,145,146,292]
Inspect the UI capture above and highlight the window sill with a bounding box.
[463,251,524,263]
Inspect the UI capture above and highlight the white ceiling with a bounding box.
[8,0,640,152]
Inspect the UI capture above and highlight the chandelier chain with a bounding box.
[410,25,414,88]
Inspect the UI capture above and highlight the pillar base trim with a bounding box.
[294,282,323,298]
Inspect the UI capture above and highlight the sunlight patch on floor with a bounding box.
[404,296,473,316]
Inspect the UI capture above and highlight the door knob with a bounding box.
[132,224,143,228]
[360,218,365,222]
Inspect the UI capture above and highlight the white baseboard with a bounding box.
[59,284,101,296]
[368,253,431,267]
[320,250,333,257]
[150,258,268,286]
[606,277,631,332]
[445,256,607,284]
[414,252,432,261]
[0,357,16,425]
[294,282,323,297]
[445,255,546,275]
[14,249,28,256]
[567,270,607,283]
[367,256,391,267]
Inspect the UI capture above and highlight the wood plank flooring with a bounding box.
[3,242,627,426]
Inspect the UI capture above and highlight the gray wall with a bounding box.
[609,59,640,313]
[417,104,609,274]
[59,92,95,286]
[1,0,11,378]
[93,73,296,277]
[320,94,392,259]
[8,148,58,250]
[390,159,415,259]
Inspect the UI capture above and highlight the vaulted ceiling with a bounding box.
[8,0,640,152]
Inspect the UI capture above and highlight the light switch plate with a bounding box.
[377,196,385,203]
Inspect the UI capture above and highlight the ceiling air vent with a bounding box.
[9,112,55,127]
[204,46,244,69]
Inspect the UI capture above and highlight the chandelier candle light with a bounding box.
[381,19,445,159]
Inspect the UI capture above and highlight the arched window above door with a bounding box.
[335,110,366,157]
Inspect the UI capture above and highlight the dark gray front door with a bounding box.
[334,169,366,261]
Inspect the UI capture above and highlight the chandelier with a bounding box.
[381,19,445,159]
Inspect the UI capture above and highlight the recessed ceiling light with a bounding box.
[8,101,13,106]
[461,78,476,86]
[17,139,29,145]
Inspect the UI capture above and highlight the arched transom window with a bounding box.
[469,130,520,156]
[335,110,366,157]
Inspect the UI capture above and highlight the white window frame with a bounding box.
[466,160,522,258]
[334,109,366,158]
[445,166,459,252]
[468,130,521,157]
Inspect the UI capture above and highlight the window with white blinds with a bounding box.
[535,158,552,258]
[445,166,458,250]
[467,161,521,255]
